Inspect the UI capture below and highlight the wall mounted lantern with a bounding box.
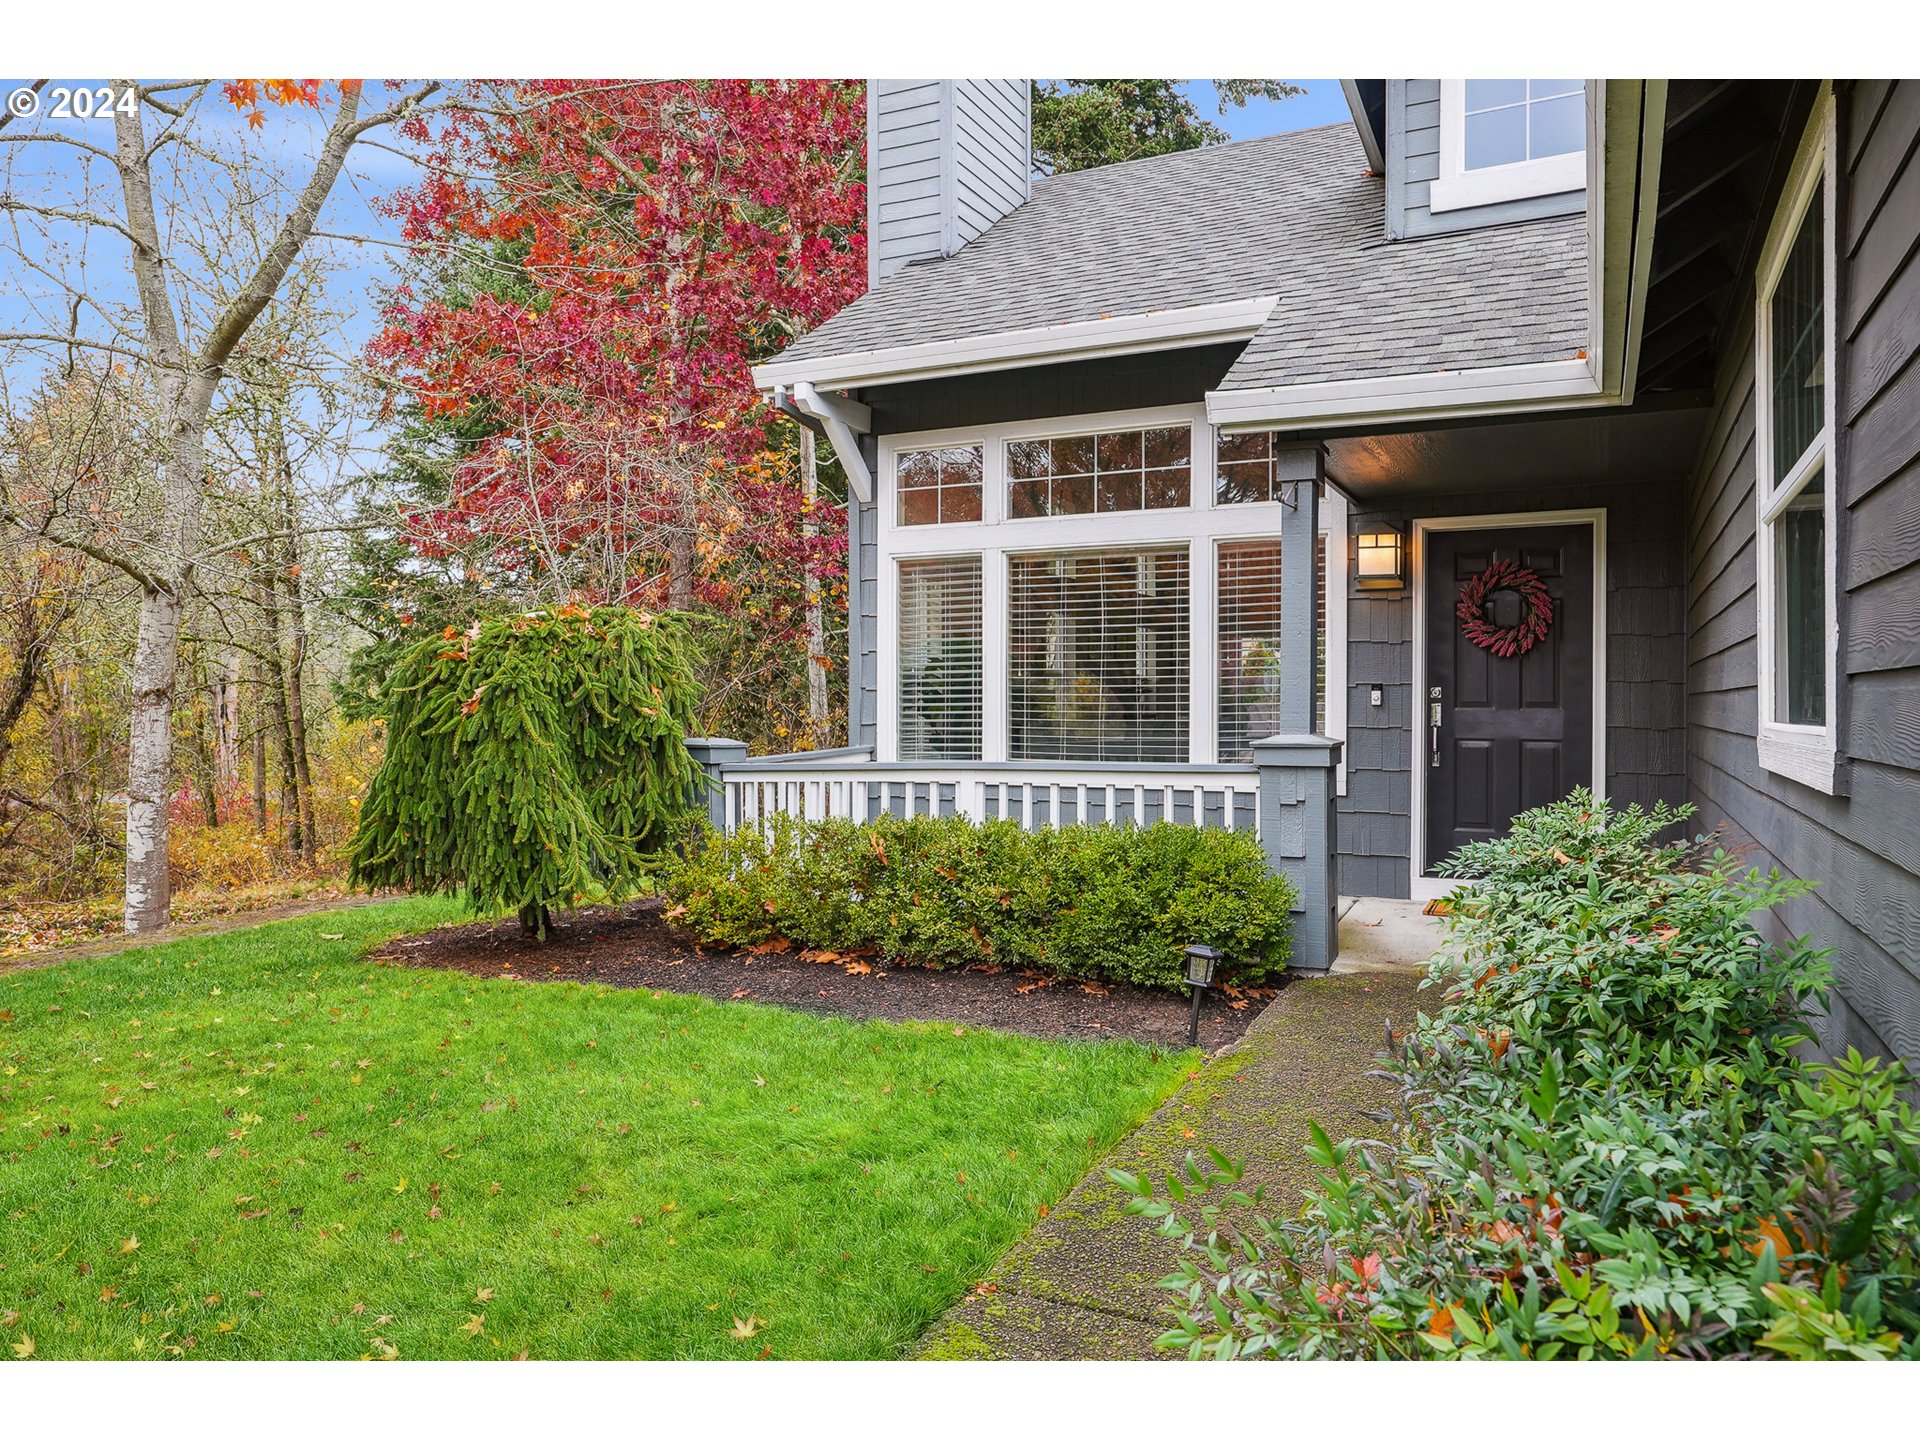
[1353,527,1408,590]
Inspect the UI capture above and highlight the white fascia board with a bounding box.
[1207,355,1604,431]
[751,295,1278,393]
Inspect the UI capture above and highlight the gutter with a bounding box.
[752,295,1278,394]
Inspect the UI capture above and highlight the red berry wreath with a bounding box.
[1456,558,1554,659]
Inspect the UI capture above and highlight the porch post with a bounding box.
[683,737,747,833]
[1256,444,1341,971]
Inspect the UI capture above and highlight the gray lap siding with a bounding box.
[1682,79,1920,1070]
[1338,478,1691,899]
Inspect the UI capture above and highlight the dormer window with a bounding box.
[1430,79,1588,214]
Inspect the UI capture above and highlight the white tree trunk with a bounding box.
[801,427,828,738]
[123,586,182,931]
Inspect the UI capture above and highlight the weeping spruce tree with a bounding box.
[350,605,703,937]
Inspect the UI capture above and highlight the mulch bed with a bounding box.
[368,899,1280,1050]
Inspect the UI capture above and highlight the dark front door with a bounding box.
[1424,524,1594,873]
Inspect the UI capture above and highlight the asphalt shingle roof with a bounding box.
[778,122,1589,393]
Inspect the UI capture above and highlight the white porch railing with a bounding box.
[717,748,1262,837]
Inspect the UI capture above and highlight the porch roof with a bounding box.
[765,122,1590,396]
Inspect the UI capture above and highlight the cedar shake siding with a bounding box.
[1684,80,1920,1069]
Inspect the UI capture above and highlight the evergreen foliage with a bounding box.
[349,605,702,935]
[663,812,1297,989]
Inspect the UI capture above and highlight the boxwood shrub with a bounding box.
[661,813,1297,991]
[1118,790,1920,1360]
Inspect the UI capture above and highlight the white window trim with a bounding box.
[873,402,1346,774]
[1429,80,1589,215]
[1753,85,1840,796]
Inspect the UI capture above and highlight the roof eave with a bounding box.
[752,295,1278,396]
[1207,79,1667,433]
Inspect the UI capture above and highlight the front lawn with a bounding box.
[0,900,1183,1360]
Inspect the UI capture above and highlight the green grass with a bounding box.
[0,899,1184,1360]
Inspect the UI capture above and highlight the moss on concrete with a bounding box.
[912,968,1431,1359]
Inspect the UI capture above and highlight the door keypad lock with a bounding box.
[1429,687,1443,768]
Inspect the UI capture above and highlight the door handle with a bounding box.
[1429,688,1442,768]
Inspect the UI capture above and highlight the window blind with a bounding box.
[898,557,982,760]
[1216,536,1328,762]
[1009,547,1189,763]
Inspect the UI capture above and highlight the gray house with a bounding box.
[713,79,1919,1071]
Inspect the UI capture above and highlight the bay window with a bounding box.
[1754,90,1838,792]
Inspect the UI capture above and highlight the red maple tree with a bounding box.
[370,79,866,623]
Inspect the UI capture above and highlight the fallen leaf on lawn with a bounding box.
[10,1334,32,1359]
[459,1313,484,1337]
[730,1315,765,1340]
[0,1311,17,1328]
[752,1074,767,1087]
[319,933,344,941]
[215,1320,236,1333]
[475,1288,495,1303]
[119,1236,139,1254]
[588,1233,605,1246]
[427,1207,443,1221]
[659,1201,677,1213]
[241,1209,268,1221]
[392,1178,408,1193]
[203,1294,220,1308]
[99,1286,118,1303]
[350,1302,367,1316]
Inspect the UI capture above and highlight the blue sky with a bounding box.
[1188,78,1349,140]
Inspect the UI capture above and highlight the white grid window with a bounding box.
[1006,425,1191,519]
[1462,80,1584,170]
[897,445,983,526]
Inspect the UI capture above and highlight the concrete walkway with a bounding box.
[915,915,1439,1360]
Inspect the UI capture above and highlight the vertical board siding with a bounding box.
[869,79,1030,284]
[1682,80,1920,1071]
[1387,78,1587,240]
[1337,479,1690,898]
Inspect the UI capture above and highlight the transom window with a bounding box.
[1754,91,1838,793]
[1462,79,1584,170]
[1008,547,1189,763]
[1007,425,1191,519]
[1216,431,1290,505]
[897,445,983,526]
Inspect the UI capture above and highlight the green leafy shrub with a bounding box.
[661,812,1296,990]
[1116,790,1920,1359]
[349,605,702,936]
